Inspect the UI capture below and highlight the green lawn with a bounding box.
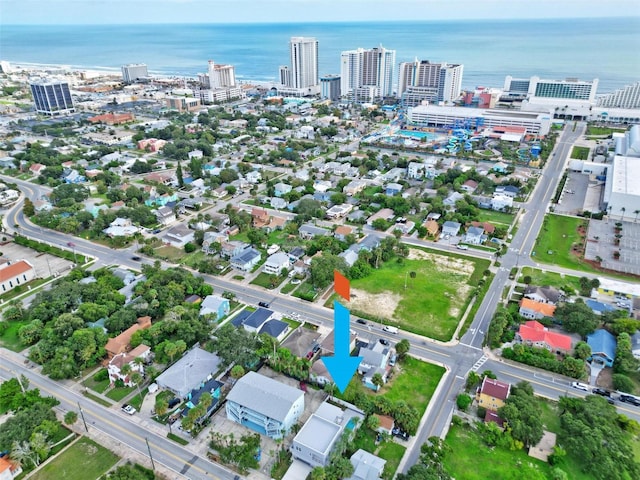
[280,280,300,294]
[106,386,134,401]
[533,214,589,271]
[348,252,489,341]
[250,272,287,289]
[154,245,184,261]
[443,422,592,480]
[585,125,627,136]
[293,280,318,301]
[519,267,582,295]
[85,370,110,394]
[0,320,28,351]
[378,442,406,480]
[571,146,590,160]
[476,209,515,226]
[30,437,119,480]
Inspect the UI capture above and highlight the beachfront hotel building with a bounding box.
[207,60,236,88]
[406,104,552,135]
[277,37,320,96]
[398,59,463,106]
[121,63,149,84]
[29,79,75,116]
[340,45,396,102]
[320,74,341,101]
[597,82,640,109]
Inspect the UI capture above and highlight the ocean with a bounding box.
[1,17,639,93]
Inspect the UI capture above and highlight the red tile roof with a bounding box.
[480,377,510,401]
[520,298,556,317]
[375,414,395,431]
[0,261,33,283]
[518,320,572,351]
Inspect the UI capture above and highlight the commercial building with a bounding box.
[321,74,341,101]
[603,155,640,218]
[0,260,36,294]
[407,104,551,135]
[121,63,149,83]
[340,45,395,102]
[278,37,320,96]
[398,59,463,106]
[226,371,304,439]
[29,79,75,116]
[164,96,200,112]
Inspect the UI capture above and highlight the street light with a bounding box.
[67,242,77,265]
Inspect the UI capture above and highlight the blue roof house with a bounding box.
[587,329,617,367]
[585,299,616,316]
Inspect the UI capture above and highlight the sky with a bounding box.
[2,0,640,24]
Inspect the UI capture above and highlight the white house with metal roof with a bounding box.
[225,371,304,439]
[155,347,222,398]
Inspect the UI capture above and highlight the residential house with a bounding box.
[340,248,360,267]
[476,377,511,412]
[137,138,167,152]
[107,344,151,386]
[265,215,287,233]
[62,169,85,184]
[321,329,357,356]
[299,223,330,240]
[348,450,386,480]
[274,182,292,197]
[155,206,176,226]
[443,191,464,208]
[344,180,367,196]
[263,251,290,275]
[199,295,230,321]
[0,260,36,294]
[385,183,403,196]
[230,246,262,271]
[29,163,46,176]
[155,347,222,398]
[586,299,616,316]
[461,179,478,193]
[220,240,249,259]
[382,167,405,182]
[0,456,22,480]
[226,371,304,439]
[464,226,485,245]
[246,170,262,184]
[163,224,195,248]
[374,414,394,436]
[523,286,562,305]
[181,378,223,425]
[231,307,274,333]
[355,234,382,252]
[270,197,288,210]
[201,232,228,254]
[326,204,354,219]
[394,220,415,235]
[407,162,425,179]
[470,221,496,236]
[423,219,440,237]
[442,221,461,237]
[492,162,509,174]
[334,225,353,241]
[518,298,557,320]
[188,149,203,159]
[313,180,333,193]
[516,321,572,353]
[366,208,395,226]
[259,319,290,342]
[104,316,152,361]
[291,400,363,467]
[587,329,617,367]
[357,341,391,391]
[112,268,136,286]
[252,208,270,229]
[495,185,520,198]
[491,193,513,211]
[288,247,306,263]
[103,217,139,237]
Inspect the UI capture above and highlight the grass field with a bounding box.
[533,214,590,271]
[350,425,406,480]
[0,321,28,351]
[476,209,515,226]
[348,251,489,340]
[85,370,110,394]
[571,146,590,160]
[519,267,582,295]
[106,386,134,401]
[585,126,627,136]
[250,272,287,289]
[31,437,119,480]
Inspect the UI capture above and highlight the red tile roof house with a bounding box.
[29,163,46,176]
[477,377,511,412]
[375,414,395,435]
[104,316,152,362]
[0,260,36,294]
[516,320,573,354]
[107,344,151,387]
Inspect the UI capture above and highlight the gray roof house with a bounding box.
[523,286,562,305]
[348,450,386,480]
[340,248,360,267]
[442,221,461,237]
[155,347,222,398]
[163,224,195,248]
[199,295,230,321]
[299,223,331,240]
[231,246,262,271]
[464,226,485,245]
[259,319,290,341]
[226,371,305,439]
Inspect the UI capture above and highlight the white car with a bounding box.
[571,382,589,392]
[121,404,137,415]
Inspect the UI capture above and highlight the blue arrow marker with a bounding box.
[321,301,362,393]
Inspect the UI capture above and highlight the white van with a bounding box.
[382,325,399,334]
[571,382,589,392]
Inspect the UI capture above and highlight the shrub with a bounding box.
[0,321,8,335]
[477,406,487,419]
[64,411,78,425]
[93,368,109,381]
[456,394,472,411]
[612,373,635,393]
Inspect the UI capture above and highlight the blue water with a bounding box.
[1,18,639,92]
[345,417,357,431]
[398,130,439,140]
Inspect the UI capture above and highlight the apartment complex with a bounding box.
[340,45,395,102]
[29,79,75,116]
[398,59,463,106]
[597,82,640,109]
[321,74,341,101]
[278,37,320,96]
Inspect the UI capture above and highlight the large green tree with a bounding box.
[554,300,600,337]
[309,254,348,289]
[498,381,543,448]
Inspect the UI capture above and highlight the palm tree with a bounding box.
[634,209,640,223]
[621,207,626,222]
[323,382,337,400]
[131,372,144,401]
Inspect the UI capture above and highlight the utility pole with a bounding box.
[77,402,88,432]
[145,437,156,471]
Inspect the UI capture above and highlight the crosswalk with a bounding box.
[471,354,488,372]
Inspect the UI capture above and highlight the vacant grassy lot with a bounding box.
[154,245,184,261]
[106,386,134,401]
[476,209,515,226]
[519,267,582,295]
[250,272,287,289]
[31,437,119,480]
[377,442,406,480]
[533,214,591,271]
[571,146,590,160]
[348,250,489,340]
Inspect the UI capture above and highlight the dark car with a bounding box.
[258,301,270,308]
[379,338,390,346]
[592,388,611,397]
[356,318,367,325]
[392,427,409,440]
[620,394,640,406]
[167,398,181,409]
[131,256,141,261]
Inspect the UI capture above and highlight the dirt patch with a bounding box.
[349,288,402,319]
[407,248,475,276]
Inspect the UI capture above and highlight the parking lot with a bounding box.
[0,238,74,280]
[585,219,640,276]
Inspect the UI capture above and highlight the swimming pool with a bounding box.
[345,417,357,431]
[398,129,439,141]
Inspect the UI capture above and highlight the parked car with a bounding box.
[456,244,469,250]
[167,398,181,409]
[379,338,390,346]
[121,404,136,415]
[620,394,640,406]
[392,427,409,440]
[389,354,397,367]
[571,382,589,392]
[592,388,611,397]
